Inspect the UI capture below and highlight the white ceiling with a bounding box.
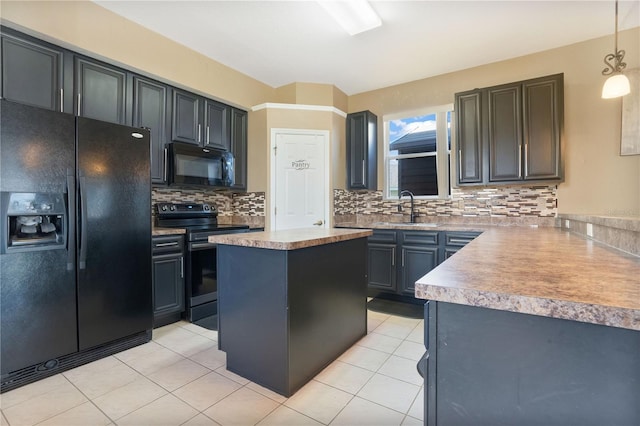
[94,0,640,95]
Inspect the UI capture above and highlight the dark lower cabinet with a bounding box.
[75,56,129,125]
[423,301,640,425]
[368,229,479,300]
[401,245,438,296]
[152,235,185,328]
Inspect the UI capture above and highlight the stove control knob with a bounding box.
[203,204,210,211]
[170,205,176,211]
[161,205,168,211]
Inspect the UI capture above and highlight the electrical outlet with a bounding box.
[586,223,593,237]
[565,220,570,229]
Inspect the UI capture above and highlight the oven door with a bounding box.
[186,240,219,321]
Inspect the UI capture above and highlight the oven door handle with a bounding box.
[189,242,217,250]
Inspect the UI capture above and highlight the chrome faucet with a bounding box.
[398,190,417,223]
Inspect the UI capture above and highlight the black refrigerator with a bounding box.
[0,100,152,391]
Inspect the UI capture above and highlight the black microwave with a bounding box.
[167,142,234,188]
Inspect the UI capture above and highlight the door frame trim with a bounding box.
[270,128,331,231]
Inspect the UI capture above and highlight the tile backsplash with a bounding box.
[152,188,265,220]
[334,185,557,224]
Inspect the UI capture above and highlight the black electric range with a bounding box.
[155,203,250,329]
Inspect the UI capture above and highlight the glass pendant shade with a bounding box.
[602,73,631,99]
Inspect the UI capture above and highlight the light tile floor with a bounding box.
[0,307,424,426]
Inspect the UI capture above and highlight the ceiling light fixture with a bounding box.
[317,0,382,36]
[601,0,631,99]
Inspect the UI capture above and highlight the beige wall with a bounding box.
[349,28,640,216]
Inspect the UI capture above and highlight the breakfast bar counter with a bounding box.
[415,226,640,330]
[413,226,640,425]
[210,228,372,397]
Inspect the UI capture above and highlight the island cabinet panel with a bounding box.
[423,302,640,426]
[218,238,367,397]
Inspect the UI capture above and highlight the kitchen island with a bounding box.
[415,227,640,426]
[209,228,372,397]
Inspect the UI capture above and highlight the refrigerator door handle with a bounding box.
[78,175,88,270]
[66,170,75,271]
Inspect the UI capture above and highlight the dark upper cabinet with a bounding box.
[230,108,248,191]
[171,89,201,145]
[522,76,563,180]
[0,31,68,112]
[456,73,563,186]
[455,91,483,184]
[133,76,170,184]
[347,110,377,190]
[204,100,231,150]
[75,56,128,125]
[488,84,522,181]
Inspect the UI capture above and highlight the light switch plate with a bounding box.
[565,220,570,229]
[586,223,593,237]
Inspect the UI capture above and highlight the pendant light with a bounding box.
[602,0,631,98]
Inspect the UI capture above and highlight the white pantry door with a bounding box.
[271,129,329,231]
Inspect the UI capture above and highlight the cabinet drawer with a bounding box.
[152,235,184,255]
[444,231,481,247]
[368,229,397,244]
[401,231,439,245]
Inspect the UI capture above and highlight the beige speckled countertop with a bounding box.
[152,227,186,236]
[415,227,640,330]
[208,228,372,250]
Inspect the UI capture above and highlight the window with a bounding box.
[384,105,453,199]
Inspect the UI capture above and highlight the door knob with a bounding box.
[313,220,324,226]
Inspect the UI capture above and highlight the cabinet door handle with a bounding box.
[391,247,395,266]
[518,144,522,178]
[458,150,463,181]
[207,126,210,143]
[77,93,81,115]
[362,160,365,184]
[402,250,405,267]
[155,242,179,248]
[60,89,64,112]
[198,124,202,143]
[180,257,184,278]
[524,143,529,177]
[164,148,168,182]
